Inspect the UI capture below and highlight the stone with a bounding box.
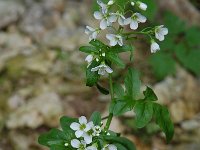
[0,1,25,28]
[6,92,63,129]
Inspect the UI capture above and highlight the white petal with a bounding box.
[94,11,103,20]
[71,139,80,148]
[155,33,165,41]
[100,19,108,29]
[130,20,138,30]
[151,42,160,53]
[87,145,97,150]
[83,133,92,144]
[70,122,80,130]
[160,27,168,35]
[108,14,117,23]
[85,122,94,131]
[91,31,98,40]
[110,39,118,46]
[91,66,100,72]
[106,34,115,40]
[75,130,84,138]
[118,17,125,26]
[108,144,117,150]
[98,68,106,75]
[85,55,93,63]
[124,17,131,25]
[138,2,147,11]
[105,66,113,74]
[136,13,147,23]
[79,116,87,124]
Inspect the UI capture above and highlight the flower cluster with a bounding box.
[67,116,117,150]
[83,0,168,75]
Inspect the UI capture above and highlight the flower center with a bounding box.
[80,124,86,130]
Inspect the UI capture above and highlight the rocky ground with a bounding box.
[0,0,200,150]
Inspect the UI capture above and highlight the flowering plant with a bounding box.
[38,0,174,149]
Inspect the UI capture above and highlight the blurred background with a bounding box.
[0,0,200,149]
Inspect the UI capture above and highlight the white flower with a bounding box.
[110,12,128,26]
[155,25,168,41]
[82,125,94,144]
[70,116,94,138]
[97,0,114,14]
[91,64,113,75]
[92,125,102,136]
[131,2,135,6]
[71,139,86,149]
[85,26,99,41]
[137,1,147,11]
[125,13,147,30]
[85,54,93,64]
[151,41,160,53]
[106,34,123,46]
[94,11,116,29]
[102,144,117,150]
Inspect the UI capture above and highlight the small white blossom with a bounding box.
[97,0,114,14]
[91,64,113,75]
[137,1,147,11]
[93,125,102,136]
[85,54,93,64]
[125,13,147,30]
[85,26,99,41]
[155,25,168,41]
[131,2,135,6]
[151,41,160,53]
[70,116,94,138]
[106,34,123,46]
[110,12,128,26]
[87,144,98,150]
[71,139,86,149]
[94,11,116,29]
[64,143,69,147]
[82,126,94,144]
[102,144,117,150]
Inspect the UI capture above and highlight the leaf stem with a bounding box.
[104,73,114,131]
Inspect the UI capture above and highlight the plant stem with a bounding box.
[104,73,114,131]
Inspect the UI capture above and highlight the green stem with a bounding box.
[104,74,114,131]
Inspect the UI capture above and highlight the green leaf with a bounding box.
[106,52,125,68]
[134,101,153,128]
[103,136,136,150]
[113,83,125,98]
[175,44,200,75]
[90,111,102,126]
[124,68,141,99]
[185,26,200,47]
[114,143,128,150]
[60,116,77,132]
[89,39,107,49]
[86,60,100,87]
[153,103,174,143]
[79,46,99,54]
[143,87,158,101]
[110,45,134,53]
[96,83,109,95]
[149,52,176,80]
[38,129,67,148]
[109,99,133,116]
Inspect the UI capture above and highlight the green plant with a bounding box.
[38,0,174,149]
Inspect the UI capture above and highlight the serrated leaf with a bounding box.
[96,83,109,95]
[106,52,125,68]
[86,60,100,87]
[103,135,136,150]
[143,87,158,101]
[113,83,125,98]
[124,69,141,99]
[90,111,102,126]
[79,46,99,54]
[134,102,153,128]
[110,45,134,53]
[153,103,174,143]
[149,52,176,80]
